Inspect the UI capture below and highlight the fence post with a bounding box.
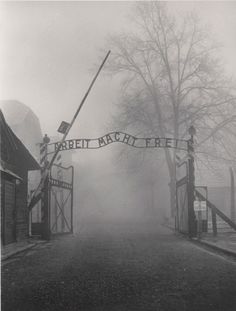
[197,210,202,239]
[188,125,197,238]
[212,209,217,237]
[71,166,74,234]
[230,167,235,223]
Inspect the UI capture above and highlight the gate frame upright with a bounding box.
[40,134,51,240]
[41,135,74,240]
[187,133,197,238]
[41,174,50,240]
[176,125,197,238]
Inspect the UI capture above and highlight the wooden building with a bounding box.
[0,110,40,245]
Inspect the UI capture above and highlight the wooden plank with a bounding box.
[4,181,16,244]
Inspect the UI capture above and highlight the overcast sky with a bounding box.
[1,1,236,140]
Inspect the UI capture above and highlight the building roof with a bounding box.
[0,162,23,180]
[0,100,43,158]
[0,100,33,126]
[0,110,40,171]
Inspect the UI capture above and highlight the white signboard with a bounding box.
[200,201,207,210]
[194,200,207,212]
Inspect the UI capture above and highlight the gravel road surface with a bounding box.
[2,222,236,311]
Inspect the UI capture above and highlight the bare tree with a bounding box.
[105,2,236,215]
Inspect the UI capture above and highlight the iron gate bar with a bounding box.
[50,188,61,232]
[176,183,188,233]
[176,161,188,183]
[176,160,189,234]
[49,178,72,190]
[176,176,188,187]
[180,185,188,231]
[51,163,74,177]
[51,194,71,233]
[49,164,74,235]
[51,188,71,232]
[51,187,71,223]
[50,189,71,232]
[70,168,74,234]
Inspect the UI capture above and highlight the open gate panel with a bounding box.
[176,161,189,234]
[176,178,189,234]
[49,164,74,235]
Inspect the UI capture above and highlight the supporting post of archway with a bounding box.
[41,134,51,240]
[188,126,197,238]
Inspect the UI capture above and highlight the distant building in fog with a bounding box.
[0,100,43,160]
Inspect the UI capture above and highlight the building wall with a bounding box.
[15,169,29,241]
[1,101,43,234]
[1,112,39,244]
[1,164,29,244]
[1,174,16,244]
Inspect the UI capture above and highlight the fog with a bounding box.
[72,144,170,231]
[1,1,236,231]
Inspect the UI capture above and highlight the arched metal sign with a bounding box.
[48,132,189,153]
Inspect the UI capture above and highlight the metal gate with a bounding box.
[49,164,74,235]
[176,161,189,234]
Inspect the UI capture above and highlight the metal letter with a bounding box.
[165,138,173,148]
[98,137,106,147]
[106,134,113,144]
[75,139,82,149]
[123,134,130,144]
[155,138,160,147]
[145,138,151,147]
[68,140,74,149]
[114,132,120,141]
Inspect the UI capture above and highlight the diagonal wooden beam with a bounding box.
[195,189,236,231]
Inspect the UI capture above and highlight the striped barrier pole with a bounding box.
[28,50,111,211]
[40,134,51,240]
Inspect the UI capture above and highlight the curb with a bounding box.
[191,238,236,258]
[163,225,236,258]
[162,224,175,231]
[1,240,46,262]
